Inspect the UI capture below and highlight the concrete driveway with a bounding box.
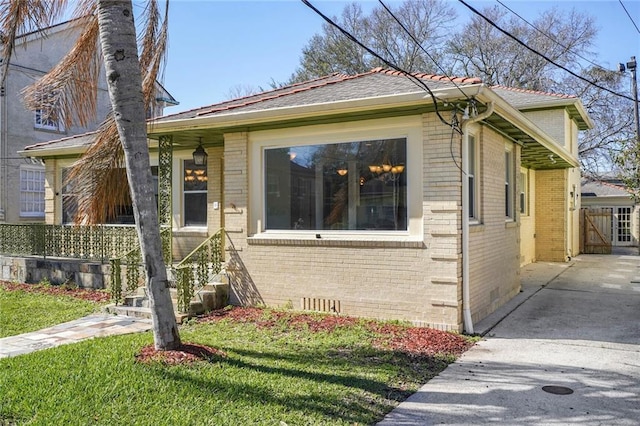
[378,252,640,425]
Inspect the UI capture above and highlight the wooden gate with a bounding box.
[580,208,612,254]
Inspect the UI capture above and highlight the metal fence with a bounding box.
[0,223,139,262]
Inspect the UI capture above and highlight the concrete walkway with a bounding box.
[0,314,152,358]
[378,252,640,425]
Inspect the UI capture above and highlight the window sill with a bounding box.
[19,213,45,219]
[505,220,518,229]
[247,233,425,249]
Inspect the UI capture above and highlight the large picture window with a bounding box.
[264,138,407,231]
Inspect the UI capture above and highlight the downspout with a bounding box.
[460,101,494,334]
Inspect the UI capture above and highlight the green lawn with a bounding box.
[0,286,104,337]
[0,309,472,425]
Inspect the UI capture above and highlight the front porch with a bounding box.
[0,223,227,317]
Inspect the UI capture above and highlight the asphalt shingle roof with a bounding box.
[581,178,631,198]
[155,68,482,122]
[491,85,576,108]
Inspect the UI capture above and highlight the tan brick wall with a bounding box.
[44,159,57,224]
[222,116,465,330]
[468,127,521,323]
[535,169,568,261]
[219,115,523,331]
[522,109,567,149]
[207,146,224,234]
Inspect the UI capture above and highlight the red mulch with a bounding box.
[197,307,474,358]
[135,343,227,365]
[3,279,473,363]
[0,280,111,303]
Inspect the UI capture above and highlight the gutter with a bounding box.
[460,101,495,335]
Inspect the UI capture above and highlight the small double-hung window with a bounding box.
[20,165,45,218]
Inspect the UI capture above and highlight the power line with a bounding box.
[301,0,462,132]
[619,0,640,34]
[495,0,607,72]
[377,0,471,101]
[458,0,634,102]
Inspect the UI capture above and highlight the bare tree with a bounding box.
[448,6,597,90]
[291,0,456,82]
[2,0,181,350]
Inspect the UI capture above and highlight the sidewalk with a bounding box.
[0,314,152,358]
[378,253,640,425]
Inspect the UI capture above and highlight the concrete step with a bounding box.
[104,304,191,324]
[105,304,153,319]
[123,294,149,308]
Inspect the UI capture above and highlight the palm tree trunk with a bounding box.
[96,0,180,350]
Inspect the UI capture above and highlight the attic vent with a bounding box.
[301,297,341,314]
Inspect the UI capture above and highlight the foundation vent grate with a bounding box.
[301,297,341,314]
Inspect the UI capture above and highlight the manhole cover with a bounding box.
[542,385,574,395]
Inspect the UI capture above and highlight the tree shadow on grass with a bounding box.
[145,344,450,424]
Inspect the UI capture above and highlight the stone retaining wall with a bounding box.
[0,256,111,289]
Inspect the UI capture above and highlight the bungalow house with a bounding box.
[17,68,592,332]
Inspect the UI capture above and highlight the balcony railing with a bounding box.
[0,223,138,261]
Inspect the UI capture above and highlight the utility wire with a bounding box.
[619,0,640,34]
[458,0,634,102]
[301,0,462,132]
[495,0,607,72]
[377,0,471,101]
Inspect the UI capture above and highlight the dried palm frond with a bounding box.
[22,12,100,129]
[64,114,131,225]
[62,0,170,225]
[0,0,67,89]
[140,0,169,115]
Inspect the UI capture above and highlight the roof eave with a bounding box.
[517,98,594,130]
[147,85,486,135]
[475,88,580,168]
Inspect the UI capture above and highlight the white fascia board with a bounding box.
[147,86,485,135]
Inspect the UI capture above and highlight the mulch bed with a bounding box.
[135,343,227,365]
[0,280,111,303]
[2,281,473,364]
[196,307,473,358]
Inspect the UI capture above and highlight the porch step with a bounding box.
[103,304,191,324]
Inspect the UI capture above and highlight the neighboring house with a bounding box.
[21,68,592,332]
[0,18,177,224]
[581,177,638,248]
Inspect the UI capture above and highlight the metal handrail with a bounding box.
[109,227,172,305]
[174,228,225,313]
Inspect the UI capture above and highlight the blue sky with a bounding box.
[160,0,640,113]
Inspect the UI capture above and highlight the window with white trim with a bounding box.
[519,170,529,216]
[468,134,479,221]
[264,138,407,231]
[505,146,515,220]
[183,159,207,226]
[20,166,45,217]
[34,108,65,132]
